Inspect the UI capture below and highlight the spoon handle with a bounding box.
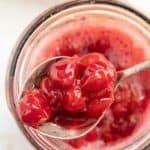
[117,60,150,84]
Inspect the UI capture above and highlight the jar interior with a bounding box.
[12,2,150,150]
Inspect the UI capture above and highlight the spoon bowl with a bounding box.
[19,56,108,140]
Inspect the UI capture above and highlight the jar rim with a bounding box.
[5,0,150,149]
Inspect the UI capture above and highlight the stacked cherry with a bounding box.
[17,53,116,129]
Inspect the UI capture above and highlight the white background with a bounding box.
[0,0,149,150]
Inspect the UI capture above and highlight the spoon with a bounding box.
[19,56,150,140]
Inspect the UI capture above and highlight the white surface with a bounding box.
[0,0,58,150]
[0,0,149,150]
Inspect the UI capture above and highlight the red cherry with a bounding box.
[80,53,116,92]
[80,52,116,81]
[49,56,79,88]
[17,89,52,128]
[86,98,113,118]
[81,64,109,92]
[79,52,107,67]
[89,87,113,100]
[85,129,98,142]
[63,82,87,112]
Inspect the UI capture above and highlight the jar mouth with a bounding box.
[5,0,150,150]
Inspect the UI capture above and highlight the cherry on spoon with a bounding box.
[18,56,150,140]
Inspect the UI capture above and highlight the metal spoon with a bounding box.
[18,56,150,140]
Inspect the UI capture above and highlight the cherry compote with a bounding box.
[17,53,116,131]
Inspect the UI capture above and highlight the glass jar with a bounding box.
[5,0,150,150]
